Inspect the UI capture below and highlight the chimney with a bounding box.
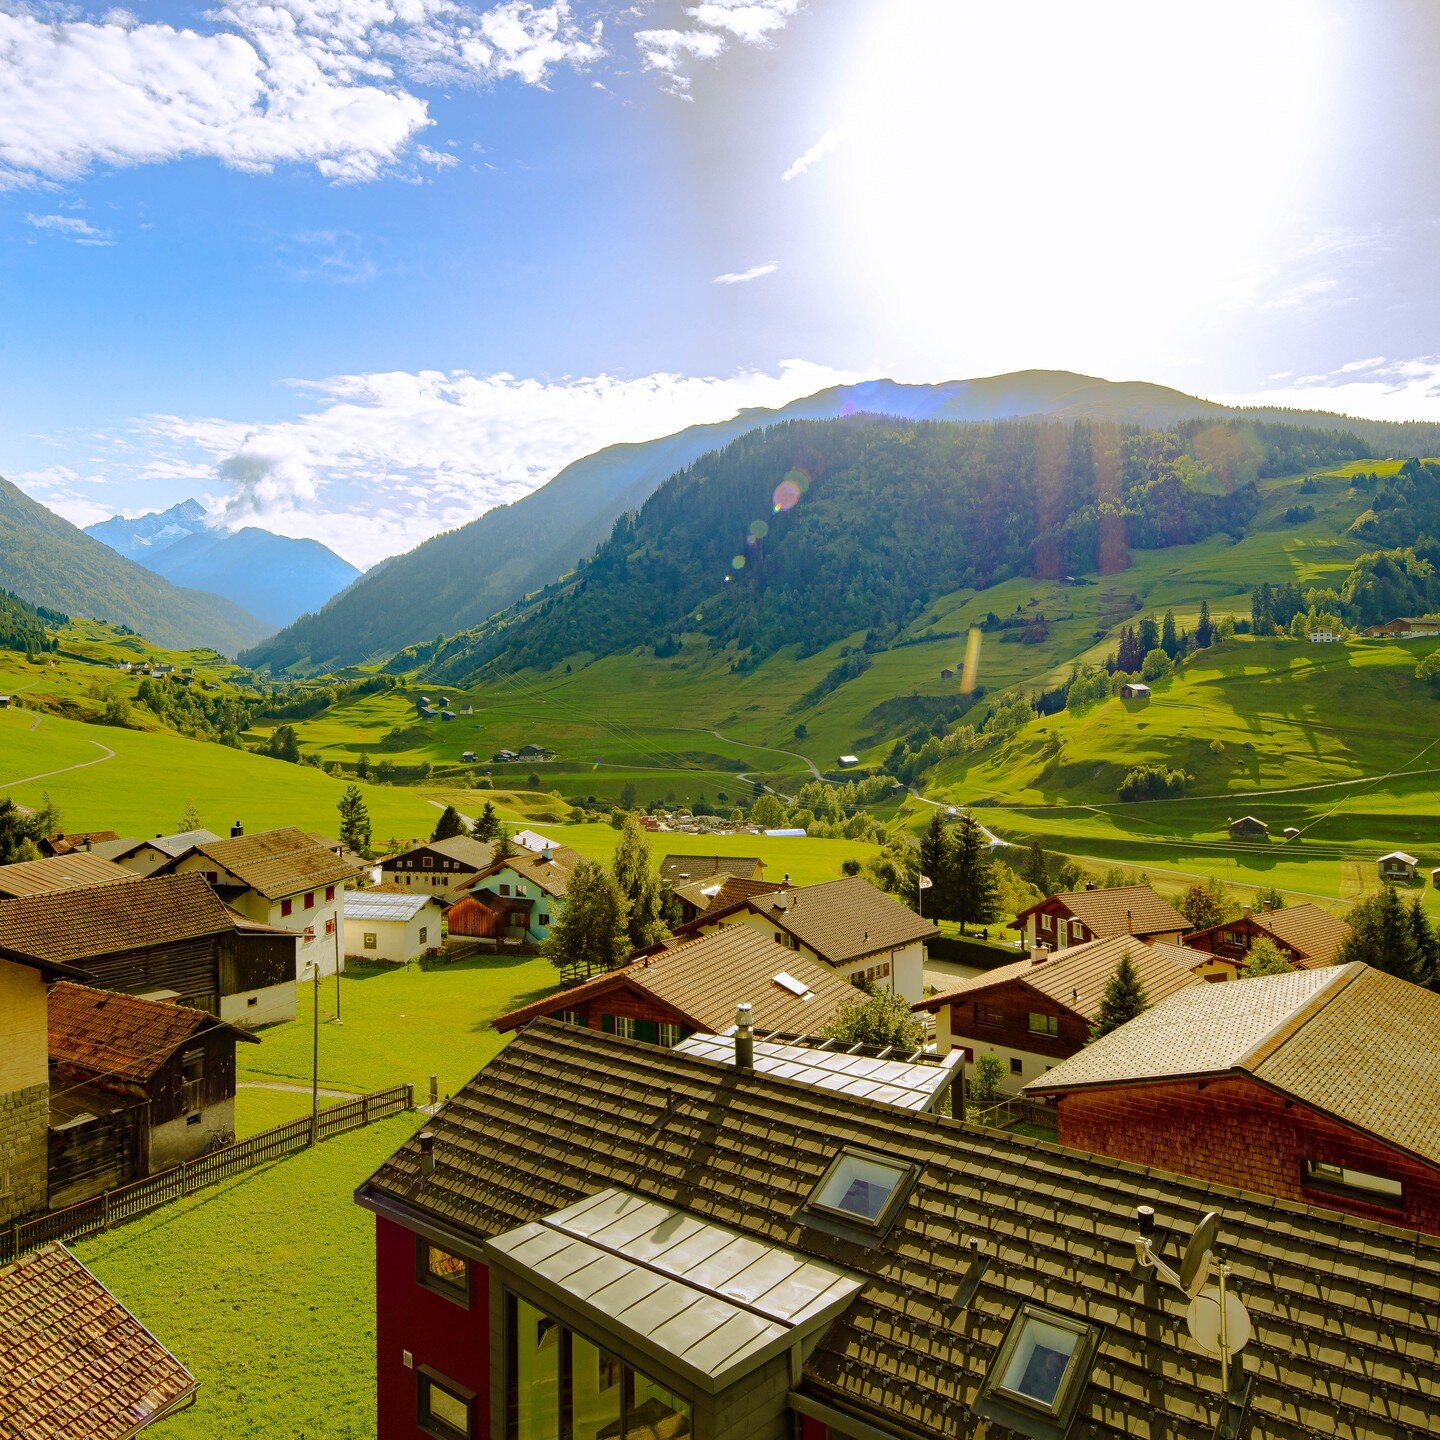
[231,821,244,838]
[1243,904,1252,917]
[1261,899,1272,913]
[1084,880,1097,891]
[541,847,552,862]
[418,1131,435,1178]
[735,1003,754,1072]
[1030,947,1048,964]
[783,872,791,885]
[1126,908,1133,935]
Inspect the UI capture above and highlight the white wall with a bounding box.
[344,904,440,964]
[221,981,296,1028]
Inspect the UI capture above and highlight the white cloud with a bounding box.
[416,145,460,168]
[24,212,114,245]
[635,0,800,93]
[781,126,843,182]
[1225,356,1440,423]
[687,0,798,43]
[279,230,381,283]
[0,1,602,187]
[122,360,864,566]
[11,465,117,528]
[712,260,778,284]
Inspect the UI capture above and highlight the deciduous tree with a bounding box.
[822,986,924,1050]
[542,859,630,975]
[1243,937,1292,977]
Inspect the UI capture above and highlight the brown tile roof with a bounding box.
[0,1243,197,1440]
[678,876,938,966]
[358,1019,1440,1440]
[469,845,581,900]
[0,853,140,899]
[49,981,257,1082]
[159,826,361,899]
[492,927,857,1036]
[383,835,498,871]
[0,873,235,967]
[915,935,1203,1019]
[1028,963,1440,1165]
[659,853,764,886]
[40,831,121,856]
[1257,902,1351,966]
[673,874,780,914]
[1012,883,1186,938]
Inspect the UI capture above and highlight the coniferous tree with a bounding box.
[1160,609,1180,659]
[611,815,668,950]
[473,800,499,841]
[179,798,204,833]
[493,824,516,861]
[1335,885,1429,985]
[1196,598,1214,648]
[1022,836,1051,895]
[1138,616,1160,655]
[430,804,470,842]
[1409,898,1440,988]
[1089,954,1149,1040]
[917,812,954,919]
[541,858,630,976]
[337,785,372,858]
[952,814,1001,929]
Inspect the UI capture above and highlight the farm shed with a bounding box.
[1378,850,1420,882]
[344,890,442,964]
[1119,681,1150,699]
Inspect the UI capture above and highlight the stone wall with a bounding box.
[0,1082,49,1224]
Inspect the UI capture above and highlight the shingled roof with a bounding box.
[1255,902,1352,966]
[0,1243,197,1440]
[467,844,582,900]
[49,982,257,1082]
[0,873,235,967]
[1027,963,1440,1169]
[383,834,498,870]
[1011,882,1187,938]
[357,1019,1440,1440]
[659,853,764,886]
[0,852,139,899]
[155,826,361,899]
[492,926,858,1036]
[915,934,1204,1019]
[675,875,938,966]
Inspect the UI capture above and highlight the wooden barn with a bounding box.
[46,983,259,1207]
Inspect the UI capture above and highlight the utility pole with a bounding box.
[309,960,320,1145]
[334,906,343,1024]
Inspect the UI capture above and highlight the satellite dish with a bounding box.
[1178,1211,1220,1298]
[1186,1287,1252,1360]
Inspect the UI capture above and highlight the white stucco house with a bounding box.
[344,890,443,964]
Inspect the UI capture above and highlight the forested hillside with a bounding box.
[0,477,272,654]
[0,588,62,654]
[406,416,1370,681]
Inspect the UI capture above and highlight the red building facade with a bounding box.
[1052,1074,1440,1235]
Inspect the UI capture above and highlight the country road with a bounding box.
[708,728,824,781]
[2,735,116,790]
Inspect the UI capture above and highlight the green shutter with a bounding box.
[600,1014,615,1034]
[635,1020,660,1046]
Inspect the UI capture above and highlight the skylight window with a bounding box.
[972,1304,1102,1440]
[803,1149,916,1238]
[773,970,811,998]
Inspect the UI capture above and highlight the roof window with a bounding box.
[802,1148,916,1239]
[972,1303,1102,1439]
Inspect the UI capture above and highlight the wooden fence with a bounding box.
[2,1084,412,1265]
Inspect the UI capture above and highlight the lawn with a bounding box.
[76,1113,419,1440]
[241,952,561,1099]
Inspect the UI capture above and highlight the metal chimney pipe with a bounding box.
[418,1131,436,1178]
[735,1003,754,1072]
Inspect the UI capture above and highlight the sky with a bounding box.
[5,0,1440,568]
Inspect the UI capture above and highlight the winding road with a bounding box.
[1,734,116,790]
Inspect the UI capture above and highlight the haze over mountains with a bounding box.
[87,500,361,629]
[240,369,1440,673]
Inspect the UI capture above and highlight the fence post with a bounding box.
[406,1083,415,1111]
[181,1161,188,1198]
[363,1093,370,1125]
[103,1191,111,1231]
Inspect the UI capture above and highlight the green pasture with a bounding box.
[76,1113,419,1440]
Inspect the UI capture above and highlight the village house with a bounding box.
[0,949,91,1226]
[35,830,121,858]
[511,828,561,854]
[46,982,258,1207]
[1361,615,1440,638]
[671,875,938,1002]
[1227,814,1269,838]
[354,1018,1439,1440]
[153,825,361,980]
[670,873,780,925]
[1183,900,1351,971]
[0,873,299,1026]
[344,890,443,965]
[915,935,1206,1091]
[1118,681,1149,699]
[491,926,858,1044]
[1377,849,1420,882]
[0,1243,197,1440]
[658,853,766,887]
[449,845,578,945]
[378,834,498,904]
[1027,962,1440,1234]
[104,828,222,875]
[1009,882,1187,950]
[0,851,138,899]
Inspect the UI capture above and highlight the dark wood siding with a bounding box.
[79,936,223,1013]
[947,979,1090,1061]
[221,930,297,992]
[47,1101,148,1206]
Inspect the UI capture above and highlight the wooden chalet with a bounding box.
[450,845,579,945]
[0,1243,197,1440]
[1227,814,1269,838]
[378,834,498,903]
[670,873,780,925]
[104,828,222,875]
[1009,882,1187,949]
[0,873,299,1026]
[1184,901,1351,971]
[1378,850,1420,882]
[491,926,858,1045]
[355,1019,1440,1440]
[47,982,258,1207]
[915,934,1206,1091]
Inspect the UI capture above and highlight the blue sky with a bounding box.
[5,0,1440,566]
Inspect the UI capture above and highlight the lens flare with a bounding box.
[960,626,983,695]
[773,480,801,512]
[731,554,746,569]
[748,519,769,539]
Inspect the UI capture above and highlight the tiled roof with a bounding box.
[659,853,764,885]
[41,831,121,856]
[383,834,498,871]
[1028,963,1440,1167]
[680,875,938,966]
[1012,883,1187,938]
[0,853,139,899]
[471,844,581,899]
[161,826,361,899]
[0,873,234,965]
[492,926,857,1035]
[1258,903,1351,966]
[0,1243,196,1440]
[673,874,780,914]
[358,1019,1440,1440]
[49,981,257,1081]
[109,829,221,862]
[915,935,1203,1019]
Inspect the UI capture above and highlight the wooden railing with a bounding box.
[2,1084,412,1264]
[972,1095,1057,1133]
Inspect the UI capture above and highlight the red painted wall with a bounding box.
[1055,1075,1440,1235]
[375,1213,492,1438]
[945,980,1089,1062]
